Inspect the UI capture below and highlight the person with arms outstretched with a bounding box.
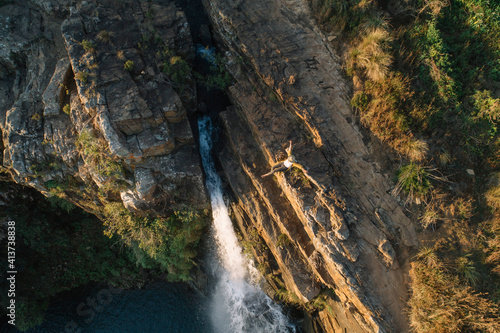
[261,141,297,178]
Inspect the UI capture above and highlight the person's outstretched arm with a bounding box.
[286,140,292,156]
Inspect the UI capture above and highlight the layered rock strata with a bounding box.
[0,0,207,217]
[204,0,417,331]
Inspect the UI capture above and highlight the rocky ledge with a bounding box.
[204,0,417,331]
[0,0,207,218]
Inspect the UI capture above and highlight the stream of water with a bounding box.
[0,119,297,333]
[198,116,296,333]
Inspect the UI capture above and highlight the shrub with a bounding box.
[163,51,191,87]
[116,50,125,61]
[76,129,123,179]
[393,162,432,204]
[103,202,207,281]
[351,91,369,111]
[46,196,75,213]
[473,89,500,122]
[97,30,114,43]
[75,71,88,83]
[199,53,232,90]
[62,104,71,115]
[80,39,95,53]
[124,60,134,72]
[31,113,42,121]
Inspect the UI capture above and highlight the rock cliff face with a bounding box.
[203,0,417,331]
[0,0,207,218]
[1,0,418,331]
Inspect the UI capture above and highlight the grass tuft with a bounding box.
[393,162,432,204]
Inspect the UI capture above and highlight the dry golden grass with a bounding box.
[487,224,500,274]
[486,180,500,212]
[408,248,500,333]
[97,30,115,43]
[353,72,429,161]
[116,50,125,61]
[348,27,393,82]
[420,204,440,229]
[403,138,428,162]
[486,176,500,273]
[419,0,450,17]
[486,181,500,274]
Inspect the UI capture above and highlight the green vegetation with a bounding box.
[80,39,95,53]
[44,179,76,213]
[309,289,336,316]
[74,126,209,281]
[276,233,291,248]
[393,162,432,204]
[275,287,301,306]
[310,0,500,330]
[198,53,232,90]
[102,202,208,281]
[97,30,114,43]
[240,227,268,256]
[161,48,192,89]
[124,60,135,72]
[159,46,232,92]
[75,129,123,180]
[0,182,143,331]
[75,71,89,83]
[62,103,71,115]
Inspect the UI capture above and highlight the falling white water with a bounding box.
[198,116,296,333]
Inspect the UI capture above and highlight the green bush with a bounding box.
[80,39,95,53]
[103,202,208,281]
[393,162,432,203]
[351,91,369,110]
[76,129,123,180]
[162,50,191,87]
[198,53,232,90]
[124,60,134,72]
[62,104,71,115]
[75,71,88,83]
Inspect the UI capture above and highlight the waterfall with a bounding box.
[198,116,296,333]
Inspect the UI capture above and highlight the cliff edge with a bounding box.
[203,0,418,331]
